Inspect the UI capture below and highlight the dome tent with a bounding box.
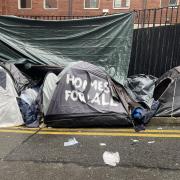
[153,66,180,117]
[0,64,23,127]
[42,62,137,127]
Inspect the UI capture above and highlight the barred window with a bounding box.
[84,0,99,8]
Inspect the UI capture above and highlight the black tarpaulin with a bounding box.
[0,13,134,83]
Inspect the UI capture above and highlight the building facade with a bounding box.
[0,0,179,16]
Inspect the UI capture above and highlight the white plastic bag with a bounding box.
[103,151,120,166]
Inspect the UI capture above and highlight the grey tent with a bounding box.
[153,66,180,117]
[0,65,23,127]
[42,61,137,127]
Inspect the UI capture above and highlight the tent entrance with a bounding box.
[153,78,172,101]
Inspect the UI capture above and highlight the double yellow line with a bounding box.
[1,128,180,138]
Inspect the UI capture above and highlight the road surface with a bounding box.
[0,126,180,180]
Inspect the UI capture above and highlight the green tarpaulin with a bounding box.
[0,13,133,83]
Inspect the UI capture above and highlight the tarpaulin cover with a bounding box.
[0,13,134,83]
[43,61,132,127]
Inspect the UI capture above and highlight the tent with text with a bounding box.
[42,61,136,127]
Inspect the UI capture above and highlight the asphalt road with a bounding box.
[1,126,180,180]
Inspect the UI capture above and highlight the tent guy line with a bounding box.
[1,128,180,138]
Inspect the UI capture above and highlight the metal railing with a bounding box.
[134,5,180,28]
[18,15,99,20]
[17,5,180,28]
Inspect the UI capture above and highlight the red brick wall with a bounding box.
[0,0,6,15]
[0,0,173,16]
[0,0,146,16]
[146,0,161,9]
[0,0,2,15]
[72,0,144,16]
[161,0,169,7]
[1,0,68,16]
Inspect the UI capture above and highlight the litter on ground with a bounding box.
[131,139,140,143]
[64,138,79,147]
[103,151,120,167]
[99,143,106,146]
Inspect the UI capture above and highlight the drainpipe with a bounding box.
[68,0,73,17]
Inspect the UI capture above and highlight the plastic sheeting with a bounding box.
[0,13,134,84]
[124,75,157,108]
[19,88,39,127]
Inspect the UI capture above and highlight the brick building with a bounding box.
[0,0,179,17]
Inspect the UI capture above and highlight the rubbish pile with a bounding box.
[0,60,178,131]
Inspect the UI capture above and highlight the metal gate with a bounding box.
[129,5,180,77]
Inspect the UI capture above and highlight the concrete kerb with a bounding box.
[148,117,180,126]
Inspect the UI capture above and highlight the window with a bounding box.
[169,0,178,6]
[19,0,32,9]
[161,0,179,7]
[84,0,99,9]
[44,0,58,9]
[113,0,130,9]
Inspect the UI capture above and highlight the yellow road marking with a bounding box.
[41,128,180,134]
[37,131,180,138]
[8,127,180,134]
[0,129,35,134]
[1,128,180,138]
[10,127,40,130]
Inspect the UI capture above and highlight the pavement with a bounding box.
[1,125,180,180]
[150,117,180,126]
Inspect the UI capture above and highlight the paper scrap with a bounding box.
[64,138,78,147]
[131,139,139,143]
[103,151,120,167]
[100,143,106,146]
